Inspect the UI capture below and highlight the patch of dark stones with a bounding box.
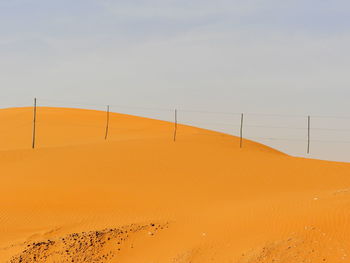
[9,222,168,263]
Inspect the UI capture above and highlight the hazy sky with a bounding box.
[1,0,350,161]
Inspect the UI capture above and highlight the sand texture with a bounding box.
[1,107,350,263]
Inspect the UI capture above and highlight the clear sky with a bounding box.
[1,0,350,161]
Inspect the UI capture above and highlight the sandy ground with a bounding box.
[1,107,350,263]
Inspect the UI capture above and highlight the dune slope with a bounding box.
[1,107,350,263]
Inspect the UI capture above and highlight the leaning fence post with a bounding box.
[173,109,178,142]
[105,105,110,140]
[32,98,37,149]
[240,113,244,148]
[307,115,311,154]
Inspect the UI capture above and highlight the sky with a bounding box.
[1,0,350,161]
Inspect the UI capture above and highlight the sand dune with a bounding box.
[1,107,350,263]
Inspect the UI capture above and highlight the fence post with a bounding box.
[105,105,110,140]
[173,109,177,142]
[240,113,244,148]
[32,98,37,149]
[307,115,311,154]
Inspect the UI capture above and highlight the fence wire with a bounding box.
[1,98,350,162]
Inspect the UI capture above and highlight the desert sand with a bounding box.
[1,107,350,263]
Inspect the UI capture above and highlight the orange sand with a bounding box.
[1,107,350,262]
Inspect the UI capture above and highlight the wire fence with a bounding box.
[1,97,350,162]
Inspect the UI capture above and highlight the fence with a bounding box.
[2,97,350,163]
